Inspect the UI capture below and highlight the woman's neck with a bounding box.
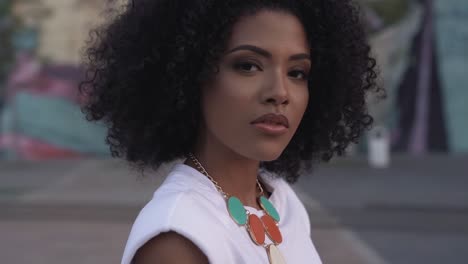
[185,148,265,210]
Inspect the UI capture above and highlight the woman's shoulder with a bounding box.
[132,231,209,264]
[125,189,212,264]
[121,165,227,264]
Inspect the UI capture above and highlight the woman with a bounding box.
[80,0,380,263]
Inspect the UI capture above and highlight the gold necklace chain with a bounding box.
[188,153,264,199]
[188,153,287,263]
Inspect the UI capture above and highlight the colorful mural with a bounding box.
[0,0,467,160]
[390,0,448,153]
[0,53,108,159]
[434,0,468,153]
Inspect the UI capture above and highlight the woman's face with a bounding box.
[200,10,310,161]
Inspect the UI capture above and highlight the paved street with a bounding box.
[296,155,468,264]
[1,155,467,264]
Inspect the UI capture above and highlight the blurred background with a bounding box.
[0,0,467,263]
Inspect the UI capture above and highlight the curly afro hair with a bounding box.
[80,0,381,183]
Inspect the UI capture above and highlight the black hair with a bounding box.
[80,0,382,183]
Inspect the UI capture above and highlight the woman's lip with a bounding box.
[251,113,289,128]
[252,122,288,135]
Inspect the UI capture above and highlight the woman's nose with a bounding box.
[262,71,289,106]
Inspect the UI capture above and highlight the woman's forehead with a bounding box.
[226,10,310,53]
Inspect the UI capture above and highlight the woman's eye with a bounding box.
[289,70,309,80]
[234,62,261,72]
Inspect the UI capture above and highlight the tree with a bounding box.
[0,0,15,108]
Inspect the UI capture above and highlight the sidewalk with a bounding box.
[1,154,467,264]
[296,154,468,264]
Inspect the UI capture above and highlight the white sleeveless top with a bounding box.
[121,163,322,264]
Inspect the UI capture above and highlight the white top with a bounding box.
[121,163,322,264]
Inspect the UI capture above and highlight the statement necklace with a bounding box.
[188,153,287,264]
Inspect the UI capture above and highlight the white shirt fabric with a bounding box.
[121,163,322,264]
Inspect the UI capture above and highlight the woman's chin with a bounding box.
[249,148,285,162]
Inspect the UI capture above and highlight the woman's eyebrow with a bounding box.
[226,44,310,62]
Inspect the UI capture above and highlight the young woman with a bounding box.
[80,0,380,263]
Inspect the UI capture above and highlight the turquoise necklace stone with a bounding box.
[259,196,280,222]
[227,196,247,225]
